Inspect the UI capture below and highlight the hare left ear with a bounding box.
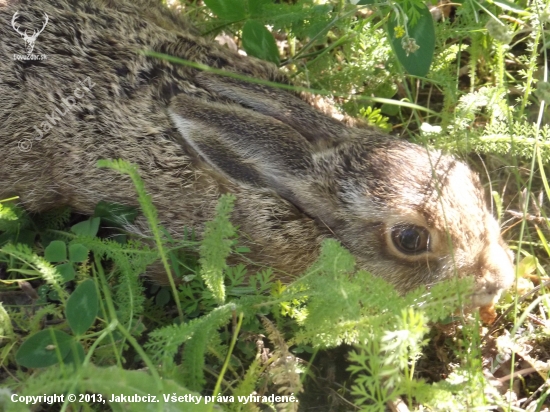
[195,73,353,147]
[169,92,351,232]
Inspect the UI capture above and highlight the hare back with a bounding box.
[0,0,324,274]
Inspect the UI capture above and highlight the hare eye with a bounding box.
[391,225,430,255]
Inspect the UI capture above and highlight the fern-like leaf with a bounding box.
[199,194,236,305]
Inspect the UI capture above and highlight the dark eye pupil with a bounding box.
[391,225,429,254]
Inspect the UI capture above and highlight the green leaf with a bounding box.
[56,262,76,282]
[66,279,98,335]
[93,201,138,228]
[155,287,172,307]
[199,195,237,304]
[182,328,209,391]
[48,288,61,302]
[44,240,67,263]
[490,0,527,14]
[71,217,100,237]
[203,0,247,21]
[63,341,86,365]
[242,20,280,65]
[247,0,271,17]
[15,329,74,368]
[381,103,400,116]
[69,243,89,263]
[388,5,435,77]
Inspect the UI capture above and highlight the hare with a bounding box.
[0,0,514,307]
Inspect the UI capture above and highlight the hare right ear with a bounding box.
[168,94,327,220]
[195,73,353,147]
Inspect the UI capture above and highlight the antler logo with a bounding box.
[11,11,49,55]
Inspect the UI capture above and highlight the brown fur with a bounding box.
[0,0,514,306]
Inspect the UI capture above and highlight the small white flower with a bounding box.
[420,122,443,136]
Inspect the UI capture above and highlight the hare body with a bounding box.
[0,0,514,306]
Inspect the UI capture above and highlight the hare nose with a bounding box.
[472,242,515,307]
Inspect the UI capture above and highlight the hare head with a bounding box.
[169,75,515,307]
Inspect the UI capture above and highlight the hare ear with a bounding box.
[195,73,352,147]
[168,94,316,213]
